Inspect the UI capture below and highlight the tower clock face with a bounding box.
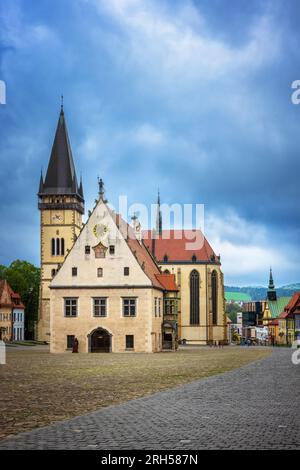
[52,213,63,224]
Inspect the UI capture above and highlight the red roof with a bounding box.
[279,291,300,318]
[114,214,178,292]
[155,273,178,291]
[0,280,25,309]
[142,230,219,263]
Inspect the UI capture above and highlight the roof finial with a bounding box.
[61,94,64,113]
[98,177,107,202]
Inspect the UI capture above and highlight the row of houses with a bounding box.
[0,280,25,342]
[237,270,300,345]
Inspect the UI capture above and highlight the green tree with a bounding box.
[225,302,241,323]
[0,260,40,339]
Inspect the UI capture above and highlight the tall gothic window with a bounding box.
[56,238,60,255]
[61,238,65,256]
[212,270,218,325]
[51,238,55,256]
[190,269,200,325]
[51,238,65,256]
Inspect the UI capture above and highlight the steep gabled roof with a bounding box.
[115,214,170,291]
[0,280,25,309]
[142,229,219,263]
[39,108,83,199]
[279,292,300,318]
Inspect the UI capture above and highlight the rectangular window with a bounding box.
[154,298,157,317]
[109,245,115,255]
[158,298,161,317]
[124,267,130,276]
[64,298,78,317]
[72,267,78,277]
[67,335,75,349]
[97,267,103,278]
[93,298,107,317]
[85,245,91,254]
[126,335,134,349]
[123,298,136,317]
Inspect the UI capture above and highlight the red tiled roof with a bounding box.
[114,214,178,291]
[155,273,178,292]
[0,279,25,309]
[279,311,289,319]
[142,230,219,263]
[283,292,300,312]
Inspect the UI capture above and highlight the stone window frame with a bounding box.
[92,297,108,318]
[64,297,79,317]
[122,297,137,317]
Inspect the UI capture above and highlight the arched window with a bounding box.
[190,269,200,325]
[51,238,55,256]
[61,238,65,256]
[56,238,60,256]
[164,269,170,274]
[212,270,218,325]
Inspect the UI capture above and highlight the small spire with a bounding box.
[61,94,64,113]
[269,267,275,289]
[38,169,44,194]
[156,189,162,235]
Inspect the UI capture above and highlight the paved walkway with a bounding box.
[0,348,299,450]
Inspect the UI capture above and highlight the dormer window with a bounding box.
[163,254,169,263]
[93,242,107,259]
[192,254,197,263]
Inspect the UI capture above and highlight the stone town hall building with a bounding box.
[37,106,226,353]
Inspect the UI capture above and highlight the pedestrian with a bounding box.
[72,337,79,353]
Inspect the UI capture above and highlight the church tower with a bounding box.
[267,268,277,302]
[37,104,84,341]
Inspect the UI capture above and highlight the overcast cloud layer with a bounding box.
[0,0,299,286]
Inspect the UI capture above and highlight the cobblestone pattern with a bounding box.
[0,348,299,450]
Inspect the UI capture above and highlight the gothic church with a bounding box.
[37,107,226,352]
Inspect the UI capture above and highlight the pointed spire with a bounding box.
[78,174,84,199]
[267,267,277,301]
[42,104,82,198]
[268,267,275,290]
[38,170,44,194]
[156,189,162,235]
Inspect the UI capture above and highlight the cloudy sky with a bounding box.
[0,0,299,286]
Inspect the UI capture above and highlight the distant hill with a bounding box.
[225,284,300,301]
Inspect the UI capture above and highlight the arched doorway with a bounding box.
[89,328,111,353]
